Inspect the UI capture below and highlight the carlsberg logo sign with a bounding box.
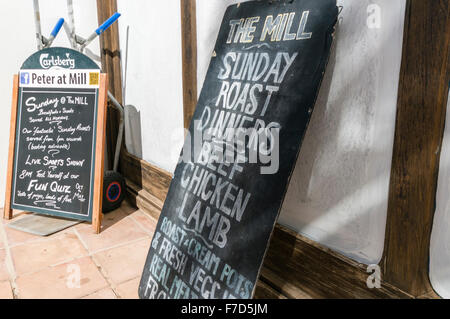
[39,53,75,69]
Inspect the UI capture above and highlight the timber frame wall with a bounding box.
[97,0,450,298]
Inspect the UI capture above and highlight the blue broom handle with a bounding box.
[96,12,121,35]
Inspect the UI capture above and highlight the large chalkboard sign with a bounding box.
[4,47,108,232]
[139,0,338,299]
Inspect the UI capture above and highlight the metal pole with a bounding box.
[33,0,43,50]
[107,91,124,172]
[66,0,78,49]
[122,25,129,105]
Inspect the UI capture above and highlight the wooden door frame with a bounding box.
[180,0,198,129]
[382,0,450,298]
[97,0,123,171]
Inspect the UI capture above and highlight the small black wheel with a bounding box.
[102,170,125,213]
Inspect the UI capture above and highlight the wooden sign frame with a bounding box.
[3,73,108,234]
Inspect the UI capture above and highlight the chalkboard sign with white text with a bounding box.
[139,0,338,299]
[10,47,102,221]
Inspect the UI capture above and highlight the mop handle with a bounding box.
[81,12,121,51]
[96,12,121,35]
[46,18,65,47]
[50,18,65,38]
[33,0,43,50]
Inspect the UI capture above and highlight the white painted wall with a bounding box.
[117,0,184,173]
[279,0,406,264]
[0,0,99,207]
[197,0,405,264]
[196,0,244,93]
[430,90,450,298]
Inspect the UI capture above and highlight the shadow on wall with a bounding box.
[124,104,143,158]
[430,89,450,298]
[278,0,403,265]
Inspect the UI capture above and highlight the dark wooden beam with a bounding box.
[382,0,450,297]
[261,225,412,299]
[180,0,198,129]
[96,0,123,170]
[121,150,172,217]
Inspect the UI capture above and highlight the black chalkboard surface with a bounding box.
[7,47,103,222]
[139,0,338,299]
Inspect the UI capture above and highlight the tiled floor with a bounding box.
[0,201,156,299]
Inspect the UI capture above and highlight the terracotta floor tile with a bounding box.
[116,277,140,299]
[3,213,77,247]
[120,201,139,215]
[16,256,108,299]
[75,209,149,253]
[0,250,9,282]
[5,226,46,247]
[11,232,88,276]
[1,212,34,247]
[1,210,28,225]
[0,225,4,250]
[1,201,153,299]
[128,210,157,236]
[82,287,117,299]
[0,281,13,299]
[93,238,150,285]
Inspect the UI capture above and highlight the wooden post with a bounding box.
[3,75,19,220]
[97,0,123,170]
[92,74,109,233]
[180,0,198,129]
[382,0,450,297]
